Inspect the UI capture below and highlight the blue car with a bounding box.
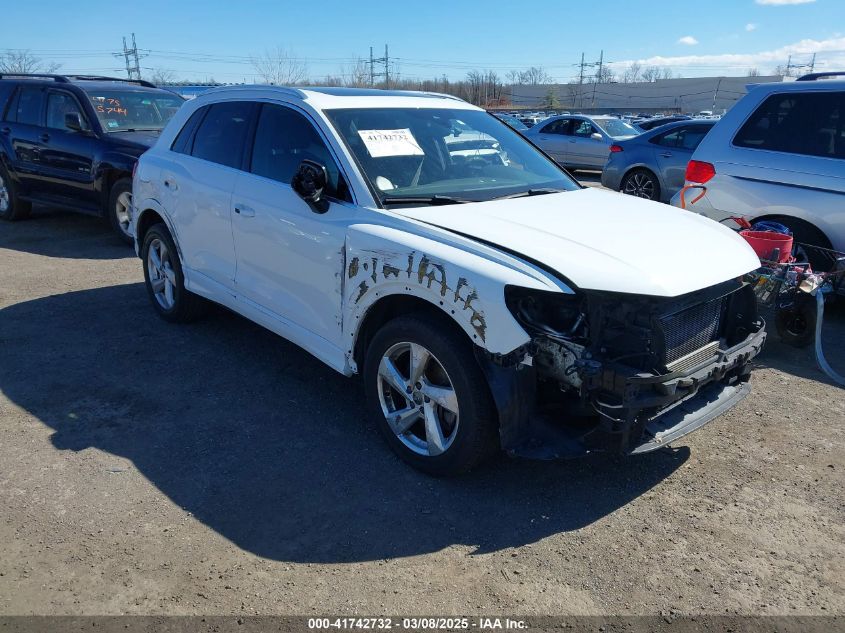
[601,119,715,202]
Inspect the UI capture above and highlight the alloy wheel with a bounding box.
[376,342,460,457]
[146,238,177,310]
[623,172,656,199]
[0,174,9,213]
[114,191,133,237]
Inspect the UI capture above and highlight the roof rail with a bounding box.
[65,75,158,88]
[796,71,845,82]
[0,73,70,82]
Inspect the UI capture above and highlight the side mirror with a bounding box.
[291,159,329,213]
[65,112,84,133]
[590,132,603,141]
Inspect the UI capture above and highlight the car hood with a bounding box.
[395,188,761,297]
[107,130,161,149]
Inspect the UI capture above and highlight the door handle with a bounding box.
[234,204,255,218]
[661,152,673,158]
[39,133,50,143]
[569,139,577,143]
[0,127,9,135]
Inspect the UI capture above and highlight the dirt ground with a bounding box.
[0,204,843,617]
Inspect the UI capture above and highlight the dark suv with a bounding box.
[0,74,184,242]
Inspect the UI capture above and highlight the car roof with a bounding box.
[749,78,845,94]
[0,76,177,94]
[193,84,478,111]
[641,119,715,136]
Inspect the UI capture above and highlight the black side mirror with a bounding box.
[65,112,84,133]
[291,159,329,213]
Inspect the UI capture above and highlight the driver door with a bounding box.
[231,103,353,347]
[533,118,572,165]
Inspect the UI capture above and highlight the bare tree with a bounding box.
[148,67,175,86]
[747,68,761,77]
[250,47,309,85]
[341,57,371,87]
[595,66,615,83]
[621,62,642,83]
[520,66,552,85]
[0,50,60,74]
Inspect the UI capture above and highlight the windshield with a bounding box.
[83,89,184,132]
[324,107,578,204]
[593,118,639,138]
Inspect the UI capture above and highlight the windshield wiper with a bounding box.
[489,188,566,201]
[381,195,474,206]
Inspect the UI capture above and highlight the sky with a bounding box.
[2,0,843,83]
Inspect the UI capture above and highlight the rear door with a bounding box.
[39,89,98,207]
[532,118,572,164]
[163,100,257,291]
[653,123,713,197]
[2,85,48,196]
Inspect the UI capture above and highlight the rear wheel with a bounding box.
[0,165,32,221]
[621,168,660,201]
[364,315,498,476]
[141,224,208,323]
[108,178,134,244]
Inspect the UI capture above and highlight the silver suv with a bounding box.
[671,73,845,266]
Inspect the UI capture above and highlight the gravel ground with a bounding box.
[0,204,843,617]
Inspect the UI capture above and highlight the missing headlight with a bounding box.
[504,286,587,342]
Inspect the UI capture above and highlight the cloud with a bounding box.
[755,0,815,4]
[608,35,845,75]
[678,36,699,46]
[745,23,758,31]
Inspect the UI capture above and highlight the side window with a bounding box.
[654,129,682,148]
[14,86,45,126]
[572,120,594,137]
[190,101,255,169]
[734,91,844,159]
[677,125,711,151]
[250,104,345,198]
[540,119,570,135]
[171,107,207,155]
[0,83,15,120]
[46,92,88,131]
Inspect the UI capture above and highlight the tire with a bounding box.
[0,164,32,221]
[363,314,499,476]
[141,223,208,323]
[763,216,832,271]
[108,178,134,244]
[621,168,661,201]
[775,293,817,348]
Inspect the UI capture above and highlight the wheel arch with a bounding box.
[621,164,663,195]
[134,199,183,261]
[750,213,833,249]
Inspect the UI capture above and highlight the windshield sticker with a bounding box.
[357,128,424,158]
[106,120,120,129]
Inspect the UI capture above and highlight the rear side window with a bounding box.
[734,91,844,159]
[12,86,45,126]
[654,125,713,150]
[170,107,207,155]
[190,101,255,169]
[540,119,570,135]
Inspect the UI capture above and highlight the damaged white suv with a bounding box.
[132,87,766,475]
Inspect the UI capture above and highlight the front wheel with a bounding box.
[364,315,498,476]
[0,165,32,221]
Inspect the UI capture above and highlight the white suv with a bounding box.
[132,86,765,475]
[671,73,845,268]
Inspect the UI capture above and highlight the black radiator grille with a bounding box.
[657,296,726,365]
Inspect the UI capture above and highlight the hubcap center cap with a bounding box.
[412,390,423,405]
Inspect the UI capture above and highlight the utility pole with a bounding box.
[785,55,793,78]
[577,52,585,110]
[591,49,604,108]
[368,44,390,89]
[114,33,143,80]
[711,77,723,113]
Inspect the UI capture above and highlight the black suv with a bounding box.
[0,74,184,242]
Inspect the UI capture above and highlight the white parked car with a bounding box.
[132,86,766,475]
[672,73,845,269]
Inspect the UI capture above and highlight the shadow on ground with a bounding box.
[0,283,688,563]
[0,206,132,259]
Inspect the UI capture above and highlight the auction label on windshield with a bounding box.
[358,129,424,157]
